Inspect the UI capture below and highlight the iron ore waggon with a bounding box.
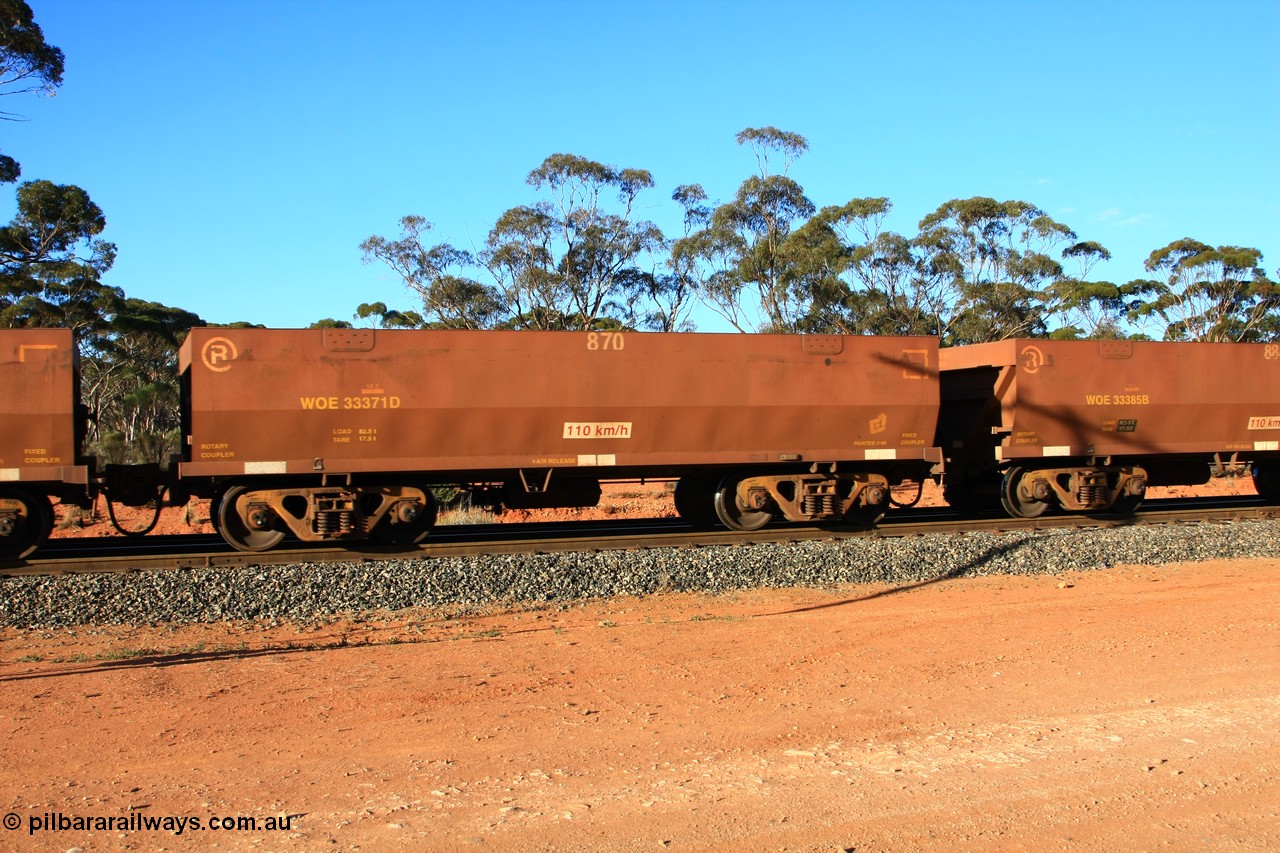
[0,329,92,559]
[938,339,1280,517]
[177,328,943,551]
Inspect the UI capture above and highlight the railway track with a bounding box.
[3,496,1277,579]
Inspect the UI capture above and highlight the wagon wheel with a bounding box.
[0,488,53,561]
[216,485,286,552]
[1252,463,1280,503]
[999,467,1050,519]
[713,475,773,532]
[673,474,719,529]
[368,487,437,546]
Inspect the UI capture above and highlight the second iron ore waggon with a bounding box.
[177,328,942,551]
[938,338,1280,517]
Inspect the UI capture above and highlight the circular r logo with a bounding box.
[201,337,239,372]
[1020,345,1046,374]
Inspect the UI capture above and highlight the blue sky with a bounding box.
[6,0,1278,330]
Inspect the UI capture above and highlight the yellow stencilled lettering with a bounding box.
[342,395,401,410]
[22,448,61,464]
[359,427,378,442]
[532,457,577,465]
[303,392,401,410]
[300,396,340,410]
[1266,344,1280,360]
[198,441,236,459]
[1085,393,1150,406]
[564,422,632,439]
[586,331,625,351]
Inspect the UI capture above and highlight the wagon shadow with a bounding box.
[767,537,1031,615]
[0,642,336,682]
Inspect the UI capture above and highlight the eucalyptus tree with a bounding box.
[354,301,424,328]
[1127,239,1277,341]
[0,179,118,339]
[359,216,504,330]
[638,183,709,333]
[364,154,663,331]
[80,299,204,465]
[0,5,117,340]
[0,0,64,182]
[915,197,1078,344]
[672,127,816,332]
[1040,241,1159,340]
[783,197,936,336]
[481,153,664,330]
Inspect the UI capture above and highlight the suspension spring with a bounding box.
[802,494,837,517]
[315,510,356,536]
[1076,483,1108,508]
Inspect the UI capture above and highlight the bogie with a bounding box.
[212,482,435,553]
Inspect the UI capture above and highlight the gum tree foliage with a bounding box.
[1126,239,1278,342]
[782,197,937,336]
[360,129,1276,341]
[638,183,707,333]
[82,300,204,466]
[482,154,664,330]
[305,302,425,331]
[915,197,1081,344]
[0,179,117,336]
[0,5,117,341]
[0,5,115,335]
[0,0,63,182]
[358,216,503,330]
[354,301,423,328]
[364,155,666,331]
[1042,242,1157,340]
[671,127,816,332]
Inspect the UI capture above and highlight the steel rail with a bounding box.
[3,497,1278,579]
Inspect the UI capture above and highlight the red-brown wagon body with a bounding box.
[0,329,91,558]
[177,328,942,548]
[939,339,1280,515]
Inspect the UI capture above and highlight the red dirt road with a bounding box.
[2,556,1278,852]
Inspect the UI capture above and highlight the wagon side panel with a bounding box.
[178,329,941,480]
